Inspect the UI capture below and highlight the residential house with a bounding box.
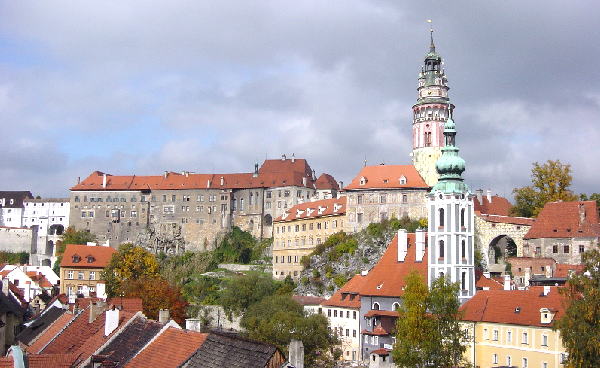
[0,280,26,355]
[22,198,70,267]
[0,191,33,228]
[292,295,325,316]
[460,287,568,368]
[59,244,116,296]
[272,197,347,279]
[0,265,56,302]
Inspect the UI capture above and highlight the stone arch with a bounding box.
[264,214,272,226]
[49,224,64,235]
[487,235,516,274]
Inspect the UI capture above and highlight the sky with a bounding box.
[0,1,598,199]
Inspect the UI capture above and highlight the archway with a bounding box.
[487,235,517,274]
[49,224,64,235]
[264,214,272,226]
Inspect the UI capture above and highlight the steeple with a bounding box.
[431,107,469,194]
[429,28,436,53]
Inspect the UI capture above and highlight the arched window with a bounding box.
[372,302,380,310]
[439,240,445,258]
[439,208,445,227]
[392,302,400,311]
[461,240,466,259]
[460,209,465,228]
[461,272,467,290]
[264,214,272,226]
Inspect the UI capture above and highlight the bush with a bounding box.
[333,274,348,288]
[301,255,311,268]
[0,252,29,265]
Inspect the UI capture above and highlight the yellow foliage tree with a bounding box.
[101,243,159,297]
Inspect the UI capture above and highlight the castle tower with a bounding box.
[411,29,453,187]
[426,110,475,304]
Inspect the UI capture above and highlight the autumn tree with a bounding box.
[101,243,160,297]
[241,294,339,368]
[53,227,97,274]
[124,276,188,325]
[556,249,600,368]
[392,271,467,368]
[511,160,577,217]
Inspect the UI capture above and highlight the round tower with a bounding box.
[411,29,453,187]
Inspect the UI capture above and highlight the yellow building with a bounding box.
[272,197,346,279]
[59,243,116,296]
[461,287,567,368]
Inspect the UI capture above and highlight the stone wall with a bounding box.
[523,237,598,264]
[0,227,34,253]
[474,216,531,272]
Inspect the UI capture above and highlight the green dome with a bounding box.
[444,116,456,130]
[435,147,465,176]
[425,51,441,61]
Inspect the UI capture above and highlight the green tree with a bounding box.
[511,160,577,217]
[555,249,600,368]
[241,294,338,368]
[101,243,160,297]
[392,271,467,368]
[218,272,284,317]
[580,193,600,213]
[53,227,96,274]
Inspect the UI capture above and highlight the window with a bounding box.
[327,309,331,317]
[564,245,570,253]
[345,329,349,336]
[163,206,174,214]
[357,195,363,204]
[460,208,465,227]
[439,240,445,258]
[461,240,466,259]
[380,194,386,204]
[357,213,363,223]
[372,302,380,310]
[353,311,357,319]
[542,334,548,346]
[334,310,338,317]
[522,357,528,367]
[507,330,512,343]
[78,271,84,280]
[492,354,498,364]
[171,195,176,202]
[580,245,585,253]
[353,330,356,337]
[553,245,558,253]
[67,270,74,279]
[89,271,96,280]
[506,356,511,366]
[492,329,498,341]
[402,194,408,203]
[522,332,528,344]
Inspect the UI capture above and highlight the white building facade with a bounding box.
[22,198,70,266]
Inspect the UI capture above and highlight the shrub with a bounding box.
[333,274,348,288]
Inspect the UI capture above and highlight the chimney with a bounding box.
[1,278,8,296]
[159,309,170,323]
[164,171,168,179]
[105,307,120,336]
[476,189,483,204]
[253,163,259,178]
[579,203,586,226]
[546,265,552,278]
[397,229,408,262]
[288,339,304,368]
[282,154,286,161]
[220,176,224,186]
[206,179,211,188]
[543,286,550,296]
[415,229,426,262]
[339,181,343,189]
[291,153,295,163]
[89,301,107,323]
[302,177,307,186]
[483,271,491,279]
[503,274,511,290]
[524,267,531,287]
[102,174,107,188]
[486,189,492,203]
[77,176,81,184]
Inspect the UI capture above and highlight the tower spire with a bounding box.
[427,19,435,53]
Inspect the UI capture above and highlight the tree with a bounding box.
[511,160,577,217]
[218,272,284,317]
[580,193,600,213]
[53,227,96,274]
[392,271,467,368]
[123,276,188,325]
[101,243,160,297]
[555,249,600,368]
[241,295,338,368]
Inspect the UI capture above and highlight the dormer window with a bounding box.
[399,176,407,185]
[72,254,81,263]
[359,177,367,186]
[514,307,521,314]
[540,308,555,324]
[86,255,96,263]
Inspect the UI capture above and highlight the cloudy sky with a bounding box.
[1,1,598,198]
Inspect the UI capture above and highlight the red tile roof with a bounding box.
[27,312,76,353]
[524,201,600,239]
[364,310,399,318]
[274,197,346,222]
[107,297,144,312]
[371,348,390,356]
[315,173,339,190]
[476,213,535,226]
[292,295,325,306]
[353,233,428,297]
[125,327,208,368]
[554,263,584,278]
[71,159,327,192]
[0,353,76,368]
[474,194,512,216]
[475,270,504,290]
[321,274,366,308]
[460,287,565,327]
[344,165,429,190]
[60,244,116,269]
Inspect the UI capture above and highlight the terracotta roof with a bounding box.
[362,324,392,336]
[274,197,346,222]
[460,287,565,327]
[107,297,144,312]
[474,194,512,216]
[364,310,399,318]
[292,295,326,306]
[475,270,504,290]
[371,348,390,356]
[71,158,325,192]
[91,314,163,367]
[524,201,600,239]
[354,233,428,297]
[476,213,535,226]
[554,263,584,278]
[344,165,428,190]
[0,353,76,368]
[27,312,76,353]
[181,332,285,368]
[315,173,339,190]
[42,305,136,365]
[321,274,365,308]
[125,327,208,368]
[16,307,66,345]
[60,244,116,268]
[8,281,28,308]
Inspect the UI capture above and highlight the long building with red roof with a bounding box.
[69,157,337,252]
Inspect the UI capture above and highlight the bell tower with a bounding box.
[411,29,453,187]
